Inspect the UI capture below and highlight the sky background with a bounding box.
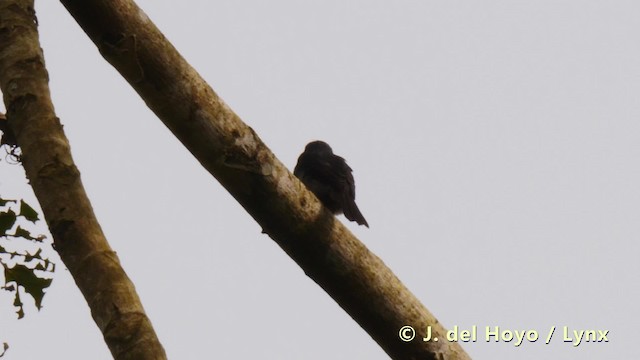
[1,1,638,359]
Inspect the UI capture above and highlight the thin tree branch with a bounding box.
[59,0,471,359]
[0,1,166,359]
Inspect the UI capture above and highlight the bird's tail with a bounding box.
[343,198,369,228]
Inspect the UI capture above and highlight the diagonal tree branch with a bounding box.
[0,1,166,359]
[59,1,471,359]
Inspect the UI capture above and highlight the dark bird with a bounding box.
[294,140,369,227]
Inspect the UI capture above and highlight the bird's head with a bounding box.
[304,140,333,155]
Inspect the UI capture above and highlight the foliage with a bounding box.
[0,113,21,163]
[0,197,54,319]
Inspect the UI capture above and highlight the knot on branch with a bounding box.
[100,33,144,83]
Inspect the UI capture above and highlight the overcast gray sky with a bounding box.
[1,1,638,359]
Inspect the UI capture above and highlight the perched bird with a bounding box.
[294,140,369,227]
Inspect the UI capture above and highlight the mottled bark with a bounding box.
[0,1,166,359]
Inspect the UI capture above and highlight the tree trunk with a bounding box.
[0,1,166,359]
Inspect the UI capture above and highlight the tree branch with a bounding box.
[59,0,471,358]
[0,1,166,359]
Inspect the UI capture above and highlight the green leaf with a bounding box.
[0,210,16,235]
[13,288,24,319]
[19,200,39,223]
[24,249,42,262]
[12,226,36,241]
[0,197,15,206]
[4,263,52,311]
